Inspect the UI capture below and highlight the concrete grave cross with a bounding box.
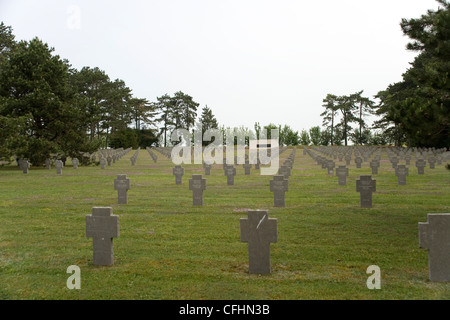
[189,174,206,206]
[390,156,399,169]
[100,158,106,169]
[173,165,185,185]
[86,207,120,266]
[428,155,436,169]
[72,158,79,169]
[354,156,363,169]
[370,159,380,175]
[45,158,51,170]
[225,165,237,186]
[416,159,426,175]
[278,165,291,179]
[203,163,212,176]
[356,175,376,208]
[114,174,130,204]
[419,214,450,282]
[326,160,335,175]
[395,165,409,185]
[243,163,252,175]
[270,175,289,207]
[240,210,278,274]
[55,160,63,175]
[335,165,349,186]
[345,154,352,165]
[19,159,30,174]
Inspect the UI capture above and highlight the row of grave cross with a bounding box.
[85,205,450,280]
[13,147,450,280]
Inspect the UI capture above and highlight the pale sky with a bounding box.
[0,0,442,133]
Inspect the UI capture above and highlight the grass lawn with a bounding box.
[0,147,449,300]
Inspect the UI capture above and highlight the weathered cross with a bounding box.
[224,165,236,186]
[19,159,30,174]
[270,175,289,207]
[55,160,63,175]
[243,163,252,175]
[86,207,120,266]
[370,159,380,174]
[395,165,409,185]
[419,213,450,282]
[354,157,363,169]
[100,158,106,169]
[356,175,376,208]
[240,210,278,274]
[203,163,212,176]
[335,165,349,186]
[189,174,206,206]
[416,159,426,175]
[72,158,79,169]
[114,174,130,204]
[173,165,185,185]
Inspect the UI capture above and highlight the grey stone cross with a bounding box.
[356,175,376,208]
[189,174,206,206]
[270,175,289,207]
[86,207,120,266]
[114,174,130,204]
[419,214,450,282]
[240,210,278,274]
[173,165,185,185]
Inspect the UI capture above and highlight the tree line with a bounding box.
[319,0,449,148]
[0,0,448,166]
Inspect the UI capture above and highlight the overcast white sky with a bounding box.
[0,0,442,133]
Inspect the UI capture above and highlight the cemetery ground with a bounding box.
[0,148,449,300]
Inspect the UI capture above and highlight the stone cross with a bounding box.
[189,174,206,206]
[428,155,436,169]
[19,159,30,174]
[107,156,112,166]
[354,156,362,169]
[86,207,120,266]
[345,154,351,166]
[173,165,185,185]
[335,165,349,186]
[55,160,63,175]
[405,154,411,165]
[370,159,380,175]
[356,175,376,208]
[45,158,51,170]
[72,158,79,169]
[278,165,291,179]
[326,160,335,175]
[100,158,106,169]
[203,163,211,176]
[395,165,409,185]
[270,175,289,207]
[390,156,399,169]
[240,210,278,274]
[243,163,252,175]
[225,165,236,186]
[416,159,426,175]
[419,213,450,282]
[114,174,130,204]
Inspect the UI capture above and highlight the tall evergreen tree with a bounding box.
[321,94,339,146]
[374,0,450,148]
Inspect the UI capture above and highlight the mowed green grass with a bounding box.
[0,148,449,300]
